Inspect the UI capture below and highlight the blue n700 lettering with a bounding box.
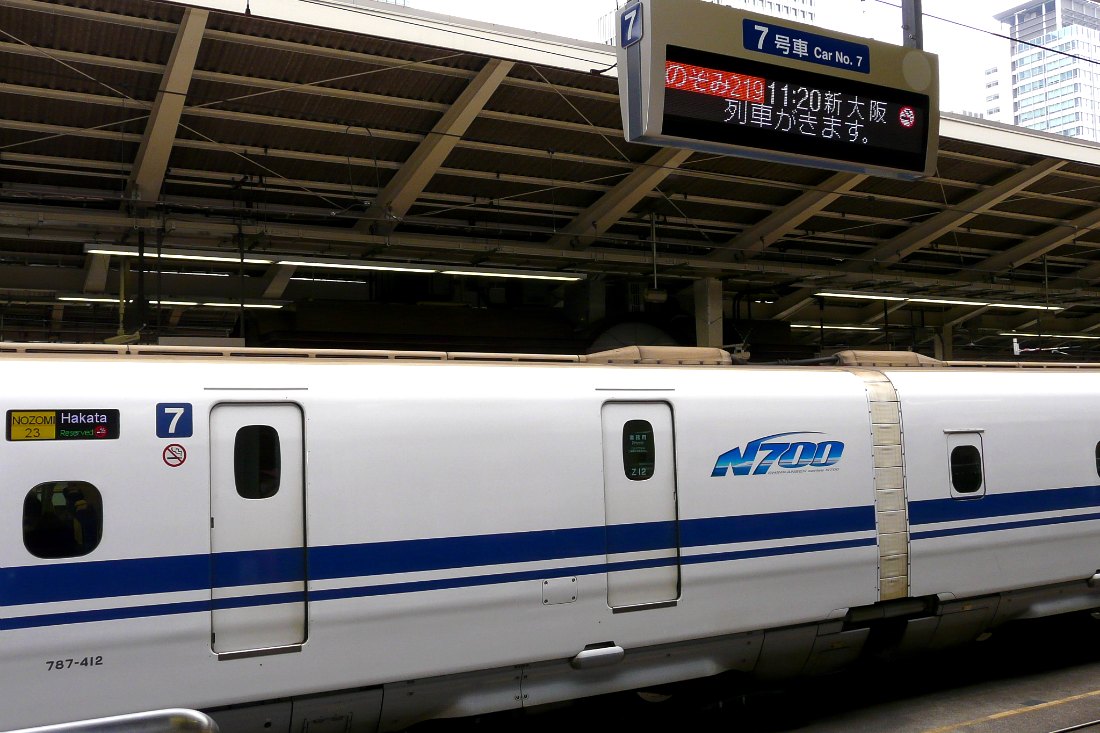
[712,432,844,476]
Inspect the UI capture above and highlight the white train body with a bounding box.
[3,346,1100,732]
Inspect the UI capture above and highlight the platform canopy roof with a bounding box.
[4,0,1100,354]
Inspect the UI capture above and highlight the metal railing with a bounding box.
[5,709,219,733]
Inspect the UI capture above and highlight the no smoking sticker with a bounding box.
[163,443,187,467]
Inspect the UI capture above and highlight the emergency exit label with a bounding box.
[7,409,120,441]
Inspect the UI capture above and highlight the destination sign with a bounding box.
[616,0,939,179]
[662,45,930,175]
[8,409,121,441]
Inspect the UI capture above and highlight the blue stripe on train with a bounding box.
[909,484,1100,526]
[911,510,1100,540]
[0,537,877,630]
[1,506,874,608]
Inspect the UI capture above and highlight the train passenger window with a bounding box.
[623,419,656,481]
[1095,442,1100,478]
[235,425,281,499]
[23,482,102,558]
[950,445,983,493]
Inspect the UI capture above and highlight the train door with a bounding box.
[210,403,306,656]
[601,402,680,610]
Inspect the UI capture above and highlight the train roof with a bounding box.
[2,342,1100,371]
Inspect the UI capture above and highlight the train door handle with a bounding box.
[570,643,625,669]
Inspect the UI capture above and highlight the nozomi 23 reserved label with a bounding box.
[8,409,120,441]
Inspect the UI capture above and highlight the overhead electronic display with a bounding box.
[617,1,939,179]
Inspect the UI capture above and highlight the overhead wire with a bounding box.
[872,0,1100,66]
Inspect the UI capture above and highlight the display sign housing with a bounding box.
[617,0,939,179]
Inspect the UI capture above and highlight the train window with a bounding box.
[23,482,102,559]
[235,425,281,499]
[1095,442,1100,478]
[950,445,983,493]
[623,419,656,481]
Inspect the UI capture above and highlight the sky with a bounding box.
[400,0,1019,113]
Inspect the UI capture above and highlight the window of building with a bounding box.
[623,419,656,481]
[23,482,102,558]
[235,425,281,499]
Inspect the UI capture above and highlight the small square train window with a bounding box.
[23,482,102,558]
[950,445,983,493]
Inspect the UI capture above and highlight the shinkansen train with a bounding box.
[4,343,1100,733]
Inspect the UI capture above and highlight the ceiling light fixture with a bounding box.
[58,295,283,309]
[814,291,906,302]
[85,244,273,265]
[815,291,1063,311]
[441,268,585,282]
[790,323,880,331]
[290,276,368,284]
[283,257,585,281]
[201,302,285,309]
[89,245,587,282]
[58,296,119,304]
[1001,332,1100,340]
[278,257,436,274]
[141,270,232,278]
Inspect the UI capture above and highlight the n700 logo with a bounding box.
[711,432,844,477]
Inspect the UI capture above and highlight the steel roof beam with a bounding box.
[201,30,620,103]
[6,205,1100,300]
[858,158,1066,268]
[0,44,621,137]
[0,120,615,196]
[2,0,176,30]
[361,58,513,234]
[83,254,110,293]
[6,81,1096,224]
[1051,259,1100,291]
[767,288,818,321]
[125,8,208,208]
[0,81,633,172]
[0,40,165,74]
[711,172,867,261]
[1077,313,1100,332]
[50,304,65,332]
[261,264,297,300]
[858,299,908,324]
[942,304,992,327]
[547,147,693,249]
[1005,314,1041,332]
[971,205,1100,274]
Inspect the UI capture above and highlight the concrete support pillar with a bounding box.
[933,324,953,360]
[694,278,723,348]
[588,279,606,326]
[568,278,606,330]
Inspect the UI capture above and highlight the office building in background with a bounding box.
[996,0,1100,139]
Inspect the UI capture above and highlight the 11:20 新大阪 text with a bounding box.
[664,61,901,144]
